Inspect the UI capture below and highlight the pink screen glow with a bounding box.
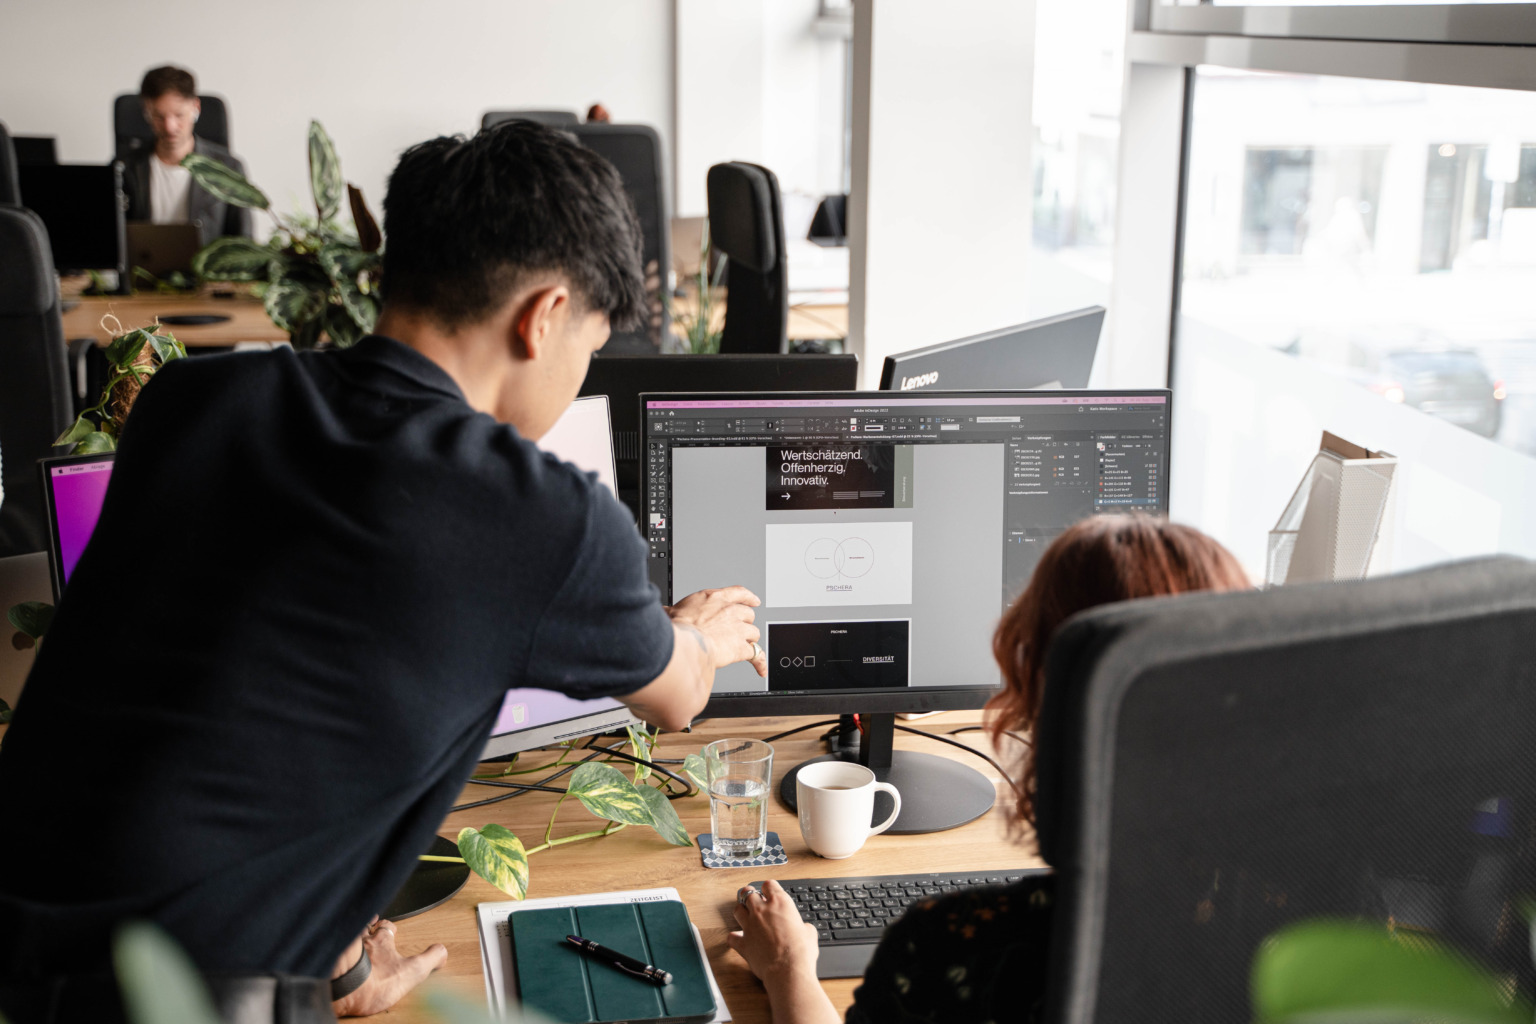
[48,460,114,584]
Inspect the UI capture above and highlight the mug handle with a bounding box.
[868,782,903,836]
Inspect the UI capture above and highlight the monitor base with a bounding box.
[779,749,996,835]
[380,834,470,920]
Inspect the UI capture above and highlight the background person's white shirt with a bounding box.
[148,156,192,224]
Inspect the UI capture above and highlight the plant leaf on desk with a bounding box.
[1252,920,1529,1024]
[73,431,118,455]
[263,277,327,334]
[112,921,223,1024]
[54,414,98,448]
[8,602,54,642]
[636,784,691,847]
[568,762,654,827]
[147,331,188,364]
[103,327,151,368]
[348,183,382,253]
[457,824,529,900]
[192,235,274,282]
[182,153,270,211]
[307,120,345,223]
[681,753,708,791]
[627,724,652,783]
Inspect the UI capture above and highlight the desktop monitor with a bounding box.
[579,353,859,518]
[642,388,1171,831]
[482,394,639,760]
[17,162,127,275]
[878,306,1105,393]
[13,136,58,166]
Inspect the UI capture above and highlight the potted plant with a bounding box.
[183,121,381,349]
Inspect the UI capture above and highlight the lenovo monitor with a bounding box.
[879,306,1105,393]
[642,388,1171,831]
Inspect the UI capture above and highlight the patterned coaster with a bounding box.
[698,831,788,869]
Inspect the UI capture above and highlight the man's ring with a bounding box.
[750,641,764,662]
[737,885,764,905]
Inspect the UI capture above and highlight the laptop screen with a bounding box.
[44,454,116,595]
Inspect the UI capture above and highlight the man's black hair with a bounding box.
[381,121,646,331]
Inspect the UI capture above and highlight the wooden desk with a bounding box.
[384,713,1039,1022]
[60,291,286,349]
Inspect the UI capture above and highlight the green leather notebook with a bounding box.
[510,900,716,1024]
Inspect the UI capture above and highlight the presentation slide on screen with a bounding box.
[672,443,1003,694]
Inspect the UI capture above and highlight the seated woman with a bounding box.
[727,515,1249,1024]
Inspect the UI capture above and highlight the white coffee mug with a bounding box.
[795,761,903,859]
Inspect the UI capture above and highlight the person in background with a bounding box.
[726,515,1250,1024]
[121,65,251,245]
[586,102,611,123]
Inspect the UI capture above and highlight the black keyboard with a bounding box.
[752,869,1050,979]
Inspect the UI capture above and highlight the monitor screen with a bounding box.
[579,353,859,517]
[642,389,1171,714]
[43,454,116,599]
[879,306,1105,393]
[483,393,638,758]
[17,162,125,273]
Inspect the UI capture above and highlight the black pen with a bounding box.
[565,934,673,985]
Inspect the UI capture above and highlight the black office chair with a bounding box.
[1031,555,1536,1024]
[0,121,19,205]
[0,205,72,557]
[808,193,847,246]
[113,93,230,160]
[707,162,788,355]
[568,123,671,354]
[481,110,580,130]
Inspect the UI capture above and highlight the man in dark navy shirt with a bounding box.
[0,122,766,1022]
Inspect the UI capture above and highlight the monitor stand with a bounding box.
[777,713,995,834]
[380,834,470,920]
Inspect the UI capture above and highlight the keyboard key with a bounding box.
[835,910,852,919]
[845,899,864,909]
[828,900,847,910]
[809,902,826,911]
[831,928,871,942]
[817,912,833,920]
[853,909,871,918]
[851,889,871,899]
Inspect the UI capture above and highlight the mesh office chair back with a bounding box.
[0,205,72,556]
[707,162,788,354]
[0,121,19,205]
[113,93,229,160]
[1032,556,1536,1024]
[568,123,670,353]
[481,110,581,129]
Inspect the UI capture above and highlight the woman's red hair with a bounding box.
[987,515,1249,826]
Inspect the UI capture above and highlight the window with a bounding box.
[1171,67,1536,575]
[1024,0,1127,325]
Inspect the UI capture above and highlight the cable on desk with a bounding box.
[450,735,695,814]
[764,718,843,743]
[947,724,1031,747]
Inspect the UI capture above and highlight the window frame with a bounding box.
[1146,3,1536,48]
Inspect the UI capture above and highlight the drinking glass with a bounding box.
[704,738,774,858]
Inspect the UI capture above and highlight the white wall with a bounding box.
[847,0,1036,387]
[674,0,848,217]
[0,0,673,236]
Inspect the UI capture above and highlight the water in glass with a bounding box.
[709,775,768,857]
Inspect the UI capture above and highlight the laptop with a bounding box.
[126,222,202,278]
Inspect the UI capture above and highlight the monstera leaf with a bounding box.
[457,824,530,900]
[181,153,270,210]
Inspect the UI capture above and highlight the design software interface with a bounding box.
[644,392,1170,697]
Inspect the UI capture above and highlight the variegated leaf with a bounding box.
[181,153,269,210]
[627,724,652,782]
[636,784,692,847]
[192,235,274,282]
[568,762,655,826]
[457,824,529,900]
[681,753,708,791]
[308,120,344,222]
